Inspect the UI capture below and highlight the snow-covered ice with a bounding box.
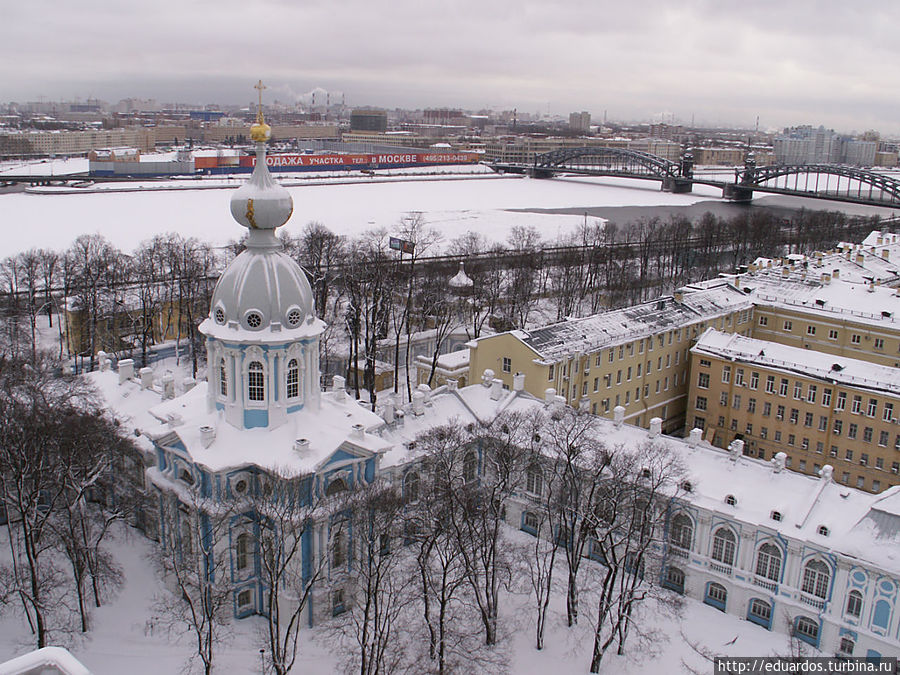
[1,174,720,257]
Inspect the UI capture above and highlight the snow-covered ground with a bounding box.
[1,173,720,257]
[0,518,792,675]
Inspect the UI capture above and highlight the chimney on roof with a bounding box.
[332,375,346,392]
[544,388,557,405]
[482,369,495,387]
[417,383,432,403]
[613,405,625,428]
[878,236,884,245]
[382,398,395,424]
[412,391,425,415]
[857,253,865,264]
[447,378,458,392]
[819,464,833,482]
[183,377,196,392]
[728,438,744,460]
[351,423,365,441]
[832,268,840,279]
[688,428,702,447]
[293,437,310,454]
[97,351,110,372]
[883,249,890,261]
[821,273,831,284]
[161,374,175,400]
[649,417,662,438]
[513,372,525,391]
[781,266,790,278]
[200,425,216,448]
[748,263,758,273]
[140,367,153,390]
[772,451,787,473]
[118,358,134,384]
[673,288,685,304]
[490,378,503,401]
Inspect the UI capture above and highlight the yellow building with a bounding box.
[467,279,753,433]
[687,329,900,493]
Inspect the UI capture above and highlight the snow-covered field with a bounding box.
[1,173,721,257]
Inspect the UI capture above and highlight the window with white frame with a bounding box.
[248,361,265,402]
[236,532,251,572]
[845,589,863,618]
[801,560,830,599]
[526,463,543,496]
[219,358,228,397]
[755,543,782,581]
[711,527,736,566]
[670,513,693,550]
[286,358,299,399]
[749,598,771,622]
[794,616,819,641]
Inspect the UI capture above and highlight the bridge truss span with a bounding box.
[741,164,900,205]
[534,146,681,179]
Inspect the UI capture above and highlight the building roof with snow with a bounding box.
[506,279,752,363]
[692,328,900,397]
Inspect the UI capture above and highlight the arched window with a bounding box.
[748,599,772,627]
[219,358,228,397]
[463,450,477,483]
[404,471,420,503]
[794,616,819,644]
[664,566,685,594]
[236,532,250,572]
[846,590,863,618]
[526,463,543,496]
[755,543,782,581]
[711,527,736,566]
[286,358,299,399]
[248,361,265,402]
[670,513,693,551]
[705,582,727,611]
[801,559,831,599]
[326,477,348,497]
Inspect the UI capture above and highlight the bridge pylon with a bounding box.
[723,184,754,202]
[662,177,693,194]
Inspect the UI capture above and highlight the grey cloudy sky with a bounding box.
[3,0,899,133]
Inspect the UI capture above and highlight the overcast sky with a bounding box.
[3,1,899,134]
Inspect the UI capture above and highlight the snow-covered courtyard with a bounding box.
[0,519,791,675]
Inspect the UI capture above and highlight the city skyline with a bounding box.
[3,1,900,134]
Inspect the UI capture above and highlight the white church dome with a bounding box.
[206,247,319,337]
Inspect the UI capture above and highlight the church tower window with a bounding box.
[220,358,228,397]
[287,359,299,399]
[248,361,265,401]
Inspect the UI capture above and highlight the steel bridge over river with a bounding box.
[490,148,900,208]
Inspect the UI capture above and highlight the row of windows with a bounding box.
[219,357,302,402]
[670,518,833,599]
[762,315,894,353]
[547,314,752,383]
[698,368,896,424]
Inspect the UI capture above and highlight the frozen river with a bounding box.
[1,172,895,257]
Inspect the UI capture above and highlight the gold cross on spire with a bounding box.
[254,79,266,125]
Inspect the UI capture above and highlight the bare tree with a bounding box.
[0,354,105,647]
[152,491,234,675]
[587,441,685,673]
[329,478,416,675]
[244,472,327,675]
